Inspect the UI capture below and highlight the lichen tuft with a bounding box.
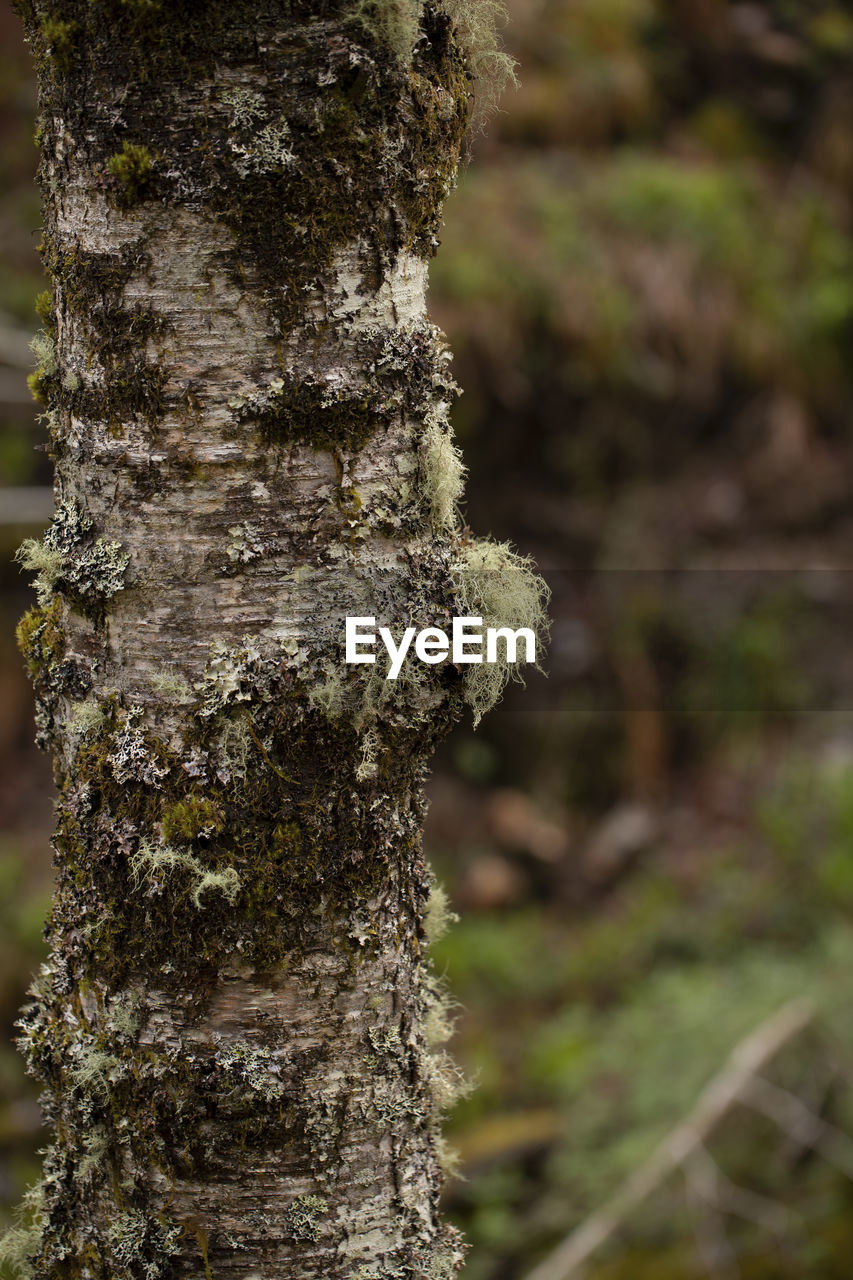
[451,538,550,725]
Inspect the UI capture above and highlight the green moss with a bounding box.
[107,141,154,204]
[26,368,50,405]
[161,795,224,843]
[16,598,64,679]
[230,376,381,454]
[34,288,54,327]
[40,16,78,74]
[35,238,169,429]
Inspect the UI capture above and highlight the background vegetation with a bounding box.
[4,1,853,1276]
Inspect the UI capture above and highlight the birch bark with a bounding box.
[9,1,501,1276]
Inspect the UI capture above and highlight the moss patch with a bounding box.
[106,140,154,204]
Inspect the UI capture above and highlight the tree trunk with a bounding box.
[8,1,521,1275]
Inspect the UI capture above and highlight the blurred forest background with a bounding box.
[4,1,853,1276]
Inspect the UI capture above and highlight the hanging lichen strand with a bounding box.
[10,1,543,1277]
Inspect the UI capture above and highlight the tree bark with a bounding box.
[8,2,510,1275]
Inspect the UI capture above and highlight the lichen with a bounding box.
[0,1180,44,1280]
[420,416,465,529]
[226,522,271,565]
[196,637,265,719]
[68,700,108,738]
[445,0,517,126]
[451,538,550,725]
[307,673,345,720]
[423,882,458,944]
[106,1209,183,1278]
[130,837,241,909]
[26,328,56,405]
[230,120,295,176]
[355,726,381,781]
[284,1194,329,1243]
[350,0,424,64]
[214,1040,286,1103]
[150,668,194,703]
[16,498,130,612]
[109,707,170,787]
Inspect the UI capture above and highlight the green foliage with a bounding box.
[435,156,853,409]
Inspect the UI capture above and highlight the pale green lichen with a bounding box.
[130,837,241,909]
[451,538,550,725]
[191,866,242,908]
[351,0,423,64]
[284,1194,328,1243]
[221,87,267,128]
[307,673,345,719]
[355,726,381,782]
[351,0,516,123]
[0,1181,44,1280]
[215,1040,285,1102]
[445,0,517,125]
[69,1048,125,1100]
[214,715,256,784]
[106,1210,182,1276]
[14,540,64,606]
[29,329,56,376]
[423,882,458,945]
[16,499,130,608]
[150,668,194,702]
[197,636,264,718]
[420,417,465,530]
[68,700,107,737]
[230,121,295,176]
[78,1126,109,1180]
[226,522,269,564]
[106,998,141,1041]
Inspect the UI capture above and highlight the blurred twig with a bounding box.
[521,999,815,1280]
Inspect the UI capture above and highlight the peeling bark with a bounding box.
[11,2,535,1277]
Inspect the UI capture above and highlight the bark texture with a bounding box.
[11,1,487,1276]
